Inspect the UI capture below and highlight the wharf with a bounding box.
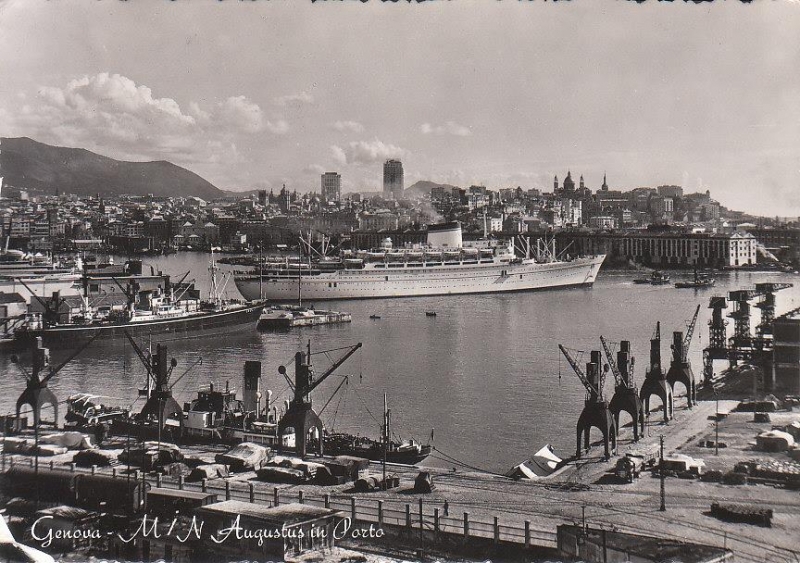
[3,400,799,562]
[257,305,352,329]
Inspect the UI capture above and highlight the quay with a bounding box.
[257,305,352,330]
[2,397,799,563]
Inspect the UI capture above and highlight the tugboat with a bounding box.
[675,269,715,289]
[323,433,431,465]
[633,270,671,285]
[323,393,432,465]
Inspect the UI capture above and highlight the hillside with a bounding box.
[404,180,459,197]
[0,137,224,200]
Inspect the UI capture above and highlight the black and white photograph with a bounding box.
[0,0,799,561]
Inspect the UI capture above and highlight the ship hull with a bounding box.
[235,255,605,301]
[16,302,266,349]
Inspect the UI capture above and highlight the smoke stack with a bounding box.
[243,360,261,412]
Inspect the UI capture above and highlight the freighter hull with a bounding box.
[235,255,606,301]
[16,302,266,349]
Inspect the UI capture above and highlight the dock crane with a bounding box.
[601,337,645,442]
[122,331,184,440]
[12,333,100,430]
[640,321,674,423]
[667,304,701,407]
[559,345,616,460]
[277,340,363,458]
[702,283,792,390]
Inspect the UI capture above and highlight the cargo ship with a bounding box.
[14,252,266,348]
[234,222,605,301]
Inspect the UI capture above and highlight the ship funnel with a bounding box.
[243,360,261,413]
[426,222,463,248]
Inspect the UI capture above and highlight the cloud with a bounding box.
[2,73,285,170]
[331,139,407,166]
[330,120,365,133]
[274,91,314,106]
[420,121,472,137]
[265,119,290,135]
[218,95,264,133]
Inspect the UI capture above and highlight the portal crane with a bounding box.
[560,345,616,459]
[600,336,623,388]
[681,304,701,363]
[558,344,603,401]
[277,340,363,458]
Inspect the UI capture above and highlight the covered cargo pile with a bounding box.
[506,444,563,480]
[255,455,326,484]
[187,464,230,482]
[710,503,773,527]
[215,442,269,472]
[72,449,118,467]
[119,441,184,471]
[661,454,706,475]
[2,437,67,457]
[755,430,795,452]
[39,432,94,450]
[735,459,800,488]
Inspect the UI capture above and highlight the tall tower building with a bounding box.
[601,173,609,191]
[321,172,342,202]
[383,159,404,200]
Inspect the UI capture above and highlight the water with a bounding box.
[2,252,799,473]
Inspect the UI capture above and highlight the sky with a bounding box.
[0,0,798,216]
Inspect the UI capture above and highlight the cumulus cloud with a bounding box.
[331,139,407,166]
[420,121,472,137]
[330,120,365,133]
[274,91,314,106]
[3,73,285,169]
[218,95,264,133]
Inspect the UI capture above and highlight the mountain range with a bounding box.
[0,137,224,200]
[0,137,462,201]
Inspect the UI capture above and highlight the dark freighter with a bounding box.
[14,255,266,349]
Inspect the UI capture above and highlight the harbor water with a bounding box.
[2,252,799,474]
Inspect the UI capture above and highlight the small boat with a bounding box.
[633,271,671,285]
[369,314,381,319]
[425,311,437,317]
[675,270,715,289]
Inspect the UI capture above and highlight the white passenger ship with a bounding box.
[235,222,605,301]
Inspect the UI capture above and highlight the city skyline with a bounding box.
[0,1,798,215]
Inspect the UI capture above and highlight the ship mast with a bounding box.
[382,392,389,490]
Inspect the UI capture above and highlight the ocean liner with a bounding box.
[235,222,606,301]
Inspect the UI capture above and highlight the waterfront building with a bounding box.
[555,231,757,268]
[321,172,342,203]
[383,159,404,199]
